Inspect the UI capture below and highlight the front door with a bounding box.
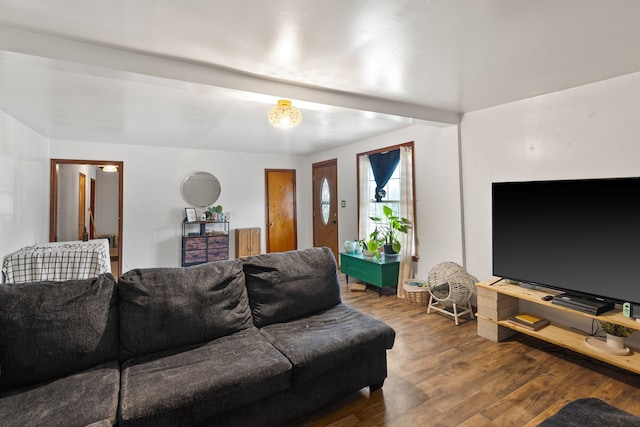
[312,159,338,260]
[265,169,297,253]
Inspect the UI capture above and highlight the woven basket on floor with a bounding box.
[403,279,430,305]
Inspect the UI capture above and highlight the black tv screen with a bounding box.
[492,177,640,305]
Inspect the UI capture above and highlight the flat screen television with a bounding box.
[492,177,640,306]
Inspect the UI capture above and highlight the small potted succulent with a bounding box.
[598,320,634,349]
[362,237,381,259]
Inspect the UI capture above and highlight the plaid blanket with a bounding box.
[2,239,112,283]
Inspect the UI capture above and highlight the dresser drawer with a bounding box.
[184,237,206,251]
[207,235,229,248]
[207,247,228,261]
[184,249,206,264]
[343,264,381,284]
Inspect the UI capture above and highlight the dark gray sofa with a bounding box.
[0,247,395,426]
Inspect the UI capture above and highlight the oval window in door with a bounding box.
[321,177,330,225]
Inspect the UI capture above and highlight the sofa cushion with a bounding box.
[0,274,119,390]
[242,247,341,327]
[118,259,253,359]
[0,361,120,427]
[119,327,292,426]
[259,303,396,383]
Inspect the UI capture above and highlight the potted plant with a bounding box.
[369,205,410,254]
[598,320,634,349]
[363,237,380,258]
[206,205,224,221]
[359,237,382,259]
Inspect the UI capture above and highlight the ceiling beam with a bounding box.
[0,25,460,125]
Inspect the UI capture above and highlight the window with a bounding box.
[321,177,330,225]
[357,143,415,243]
[357,142,416,296]
[364,162,401,238]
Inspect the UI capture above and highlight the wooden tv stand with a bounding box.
[476,278,640,374]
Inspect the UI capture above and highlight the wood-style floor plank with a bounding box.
[290,276,640,426]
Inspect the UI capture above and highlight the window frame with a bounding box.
[356,141,417,257]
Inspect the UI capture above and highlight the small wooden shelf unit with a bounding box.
[235,227,261,258]
[476,278,640,374]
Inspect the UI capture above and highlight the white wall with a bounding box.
[50,140,305,272]
[460,71,640,344]
[308,123,464,279]
[0,111,49,260]
[461,71,640,282]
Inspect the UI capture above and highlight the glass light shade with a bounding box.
[102,165,118,172]
[268,99,302,128]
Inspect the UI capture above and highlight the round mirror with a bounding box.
[181,171,221,207]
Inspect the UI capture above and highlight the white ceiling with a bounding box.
[2,0,640,155]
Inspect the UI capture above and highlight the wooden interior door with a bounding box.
[78,173,86,239]
[90,178,96,239]
[265,169,297,253]
[312,159,338,260]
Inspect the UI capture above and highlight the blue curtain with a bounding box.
[369,149,400,202]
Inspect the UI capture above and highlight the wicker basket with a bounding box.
[403,279,430,305]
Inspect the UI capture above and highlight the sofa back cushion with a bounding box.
[118,259,253,360]
[242,247,341,327]
[0,274,119,390]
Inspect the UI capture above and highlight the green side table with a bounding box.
[339,252,400,296]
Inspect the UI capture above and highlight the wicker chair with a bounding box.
[426,261,477,325]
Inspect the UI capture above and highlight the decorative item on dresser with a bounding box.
[181,220,229,266]
[235,228,261,258]
[185,207,198,223]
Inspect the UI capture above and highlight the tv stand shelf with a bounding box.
[476,278,640,374]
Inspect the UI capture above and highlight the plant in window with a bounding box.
[369,205,410,254]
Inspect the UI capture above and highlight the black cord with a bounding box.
[540,337,638,377]
[488,277,504,286]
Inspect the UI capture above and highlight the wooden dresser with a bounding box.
[182,221,229,266]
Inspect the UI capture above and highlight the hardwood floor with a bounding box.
[292,275,640,426]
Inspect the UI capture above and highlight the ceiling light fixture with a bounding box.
[102,165,118,172]
[268,99,302,128]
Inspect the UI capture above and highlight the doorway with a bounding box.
[50,159,124,277]
[265,169,297,253]
[312,159,339,260]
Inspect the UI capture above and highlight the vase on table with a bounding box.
[605,333,625,350]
